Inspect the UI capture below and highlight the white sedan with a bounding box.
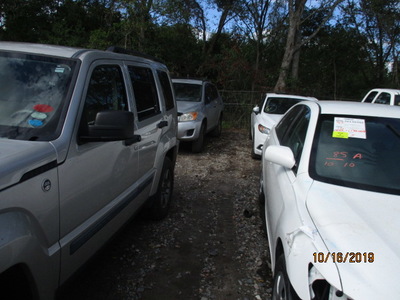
[260,100,400,299]
[250,93,317,158]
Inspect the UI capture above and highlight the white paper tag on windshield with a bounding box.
[333,117,366,139]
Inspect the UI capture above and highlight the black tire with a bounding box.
[259,177,268,237]
[192,122,205,153]
[251,137,261,159]
[210,115,222,137]
[146,157,174,220]
[0,267,34,300]
[272,255,300,300]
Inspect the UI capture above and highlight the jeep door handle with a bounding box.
[157,120,168,128]
[124,135,141,146]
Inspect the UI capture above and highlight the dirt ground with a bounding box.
[57,128,273,300]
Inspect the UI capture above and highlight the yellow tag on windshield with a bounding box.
[332,131,349,139]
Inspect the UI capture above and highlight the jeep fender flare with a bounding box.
[0,211,60,300]
[149,134,178,197]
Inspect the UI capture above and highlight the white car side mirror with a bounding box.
[253,106,260,114]
[264,145,295,169]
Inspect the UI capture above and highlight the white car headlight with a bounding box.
[309,265,353,299]
[258,124,270,134]
[178,112,198,122]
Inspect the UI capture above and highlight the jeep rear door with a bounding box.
[126,64,164,186]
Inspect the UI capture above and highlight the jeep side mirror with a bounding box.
[80,111,137,142]
[253,106,260,114]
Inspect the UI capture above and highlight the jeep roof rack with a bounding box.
[106,46,164,63]
[171,76,209,81]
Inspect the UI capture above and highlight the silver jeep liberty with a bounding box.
[0,42,178,299]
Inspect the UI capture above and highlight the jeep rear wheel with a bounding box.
[147,157,174,220]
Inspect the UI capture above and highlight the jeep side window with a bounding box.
[128,66,160,121]
[157,70,174,111]
[84,65,128,125]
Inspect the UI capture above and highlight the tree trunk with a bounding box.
[274,0,306,93]
[291,28,301,82]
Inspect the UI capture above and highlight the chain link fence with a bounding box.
[220,90,265,129]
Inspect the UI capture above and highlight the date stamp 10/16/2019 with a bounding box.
[313,252,375,263]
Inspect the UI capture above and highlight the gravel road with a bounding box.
[57,128,273,300]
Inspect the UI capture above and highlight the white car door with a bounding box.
[264,105,311,262]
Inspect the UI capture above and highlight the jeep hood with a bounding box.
[306,181,400,299]
[177,101,202,114]
[0,139,57,190]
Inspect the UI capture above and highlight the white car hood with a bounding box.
[258,112,283,127]
[307,181,400,299]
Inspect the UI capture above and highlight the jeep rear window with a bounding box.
[0,52,77,141]
[128,66,160,121]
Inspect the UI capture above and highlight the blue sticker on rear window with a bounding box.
[28,119,44,127]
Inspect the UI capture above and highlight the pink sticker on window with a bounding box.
[34,104,54,113]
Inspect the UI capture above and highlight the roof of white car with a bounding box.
[266,93,318,101]
[367,88,400,94]
[316,100,400,118]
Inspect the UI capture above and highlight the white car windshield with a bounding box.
[310,114,400,195]
[0,52,76,141]
[173,83,202,102]
[263,97,303,114]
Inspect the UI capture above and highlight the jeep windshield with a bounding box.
[173,83,202,102]
[0,51,77,141]
[310,114,400,195]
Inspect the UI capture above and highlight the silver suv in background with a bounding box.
[0,42,178,299]
[172,78,223,152]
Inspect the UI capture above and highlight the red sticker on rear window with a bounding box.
[34,104,54,113]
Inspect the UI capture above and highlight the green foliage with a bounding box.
[150,24,203,76]
[0,0,398,99]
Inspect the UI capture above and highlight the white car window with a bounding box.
[375,92,391,104]
[363,91,378,103]
[276,105,310,173]
[310,115,400,194]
